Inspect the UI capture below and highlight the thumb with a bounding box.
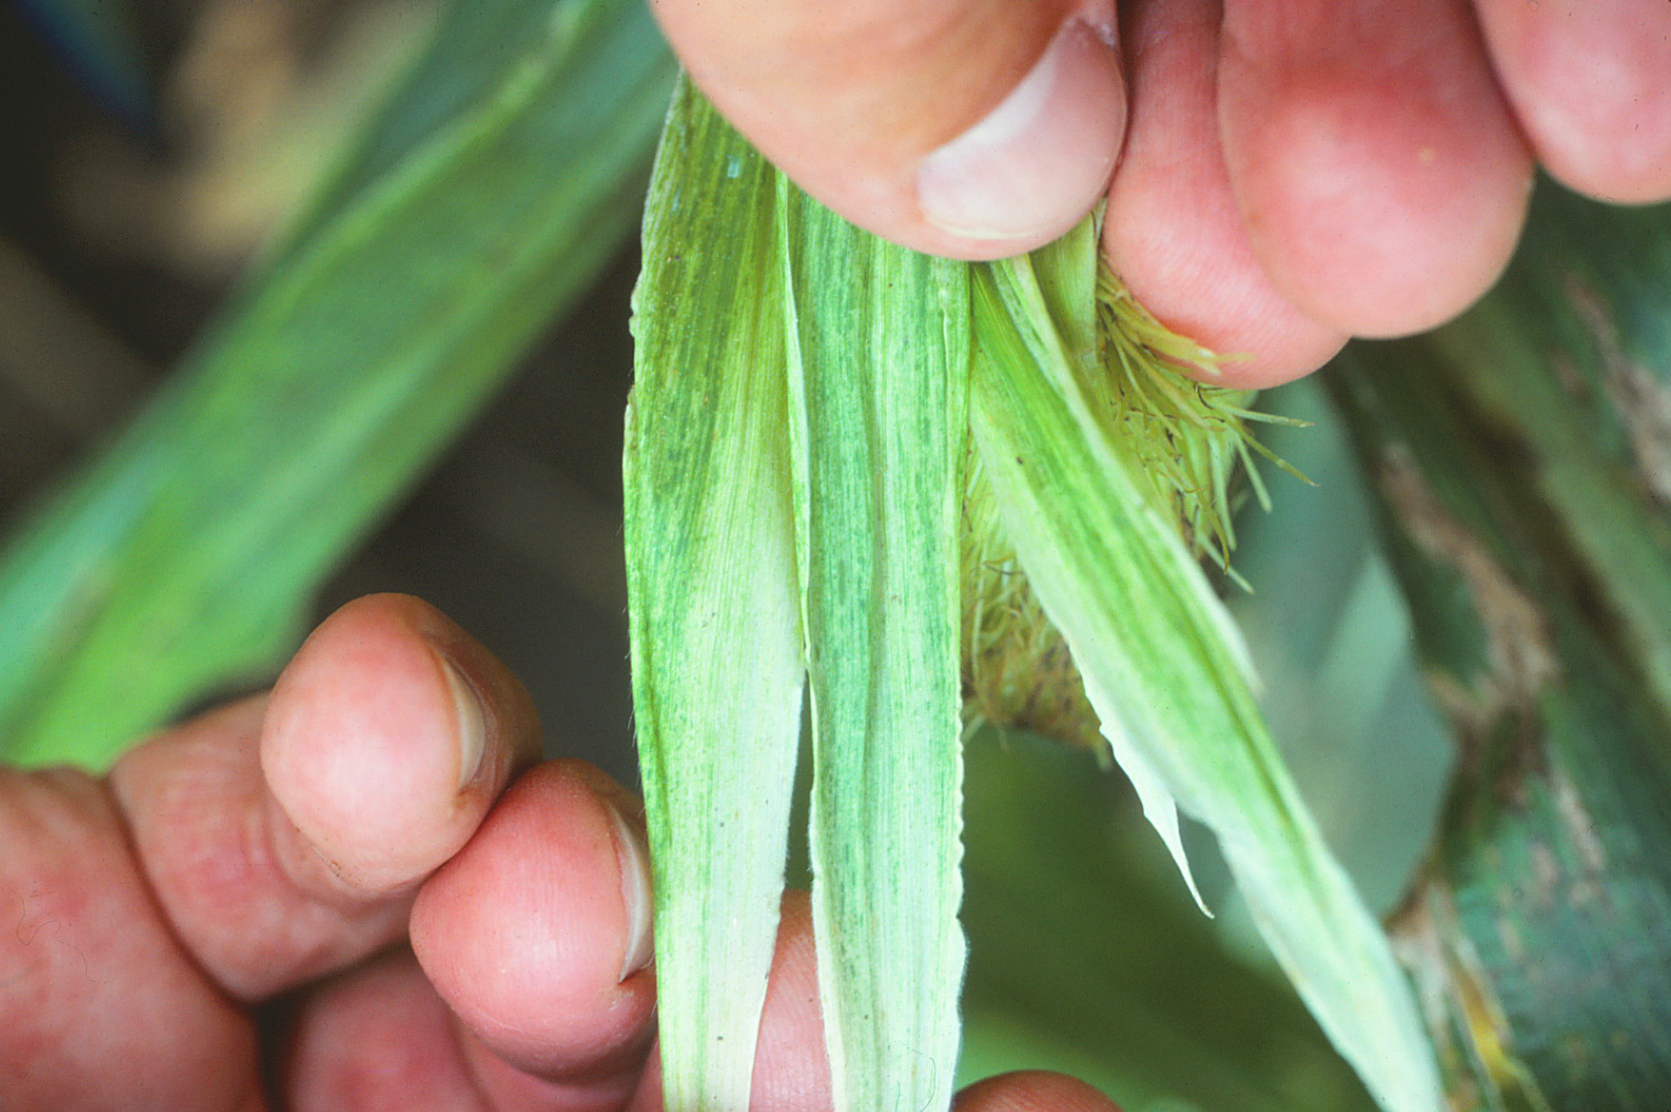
[652,0,1127,260]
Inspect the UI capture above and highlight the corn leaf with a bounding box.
[275,0,629,255]
[625,80,804,1112]
[781,184,968,1112]
[0,0,674,765]
[967,244,1443,1112]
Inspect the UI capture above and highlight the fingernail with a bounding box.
[917,19,1125,244]
[439,655,488,791]
[606,801,654,982]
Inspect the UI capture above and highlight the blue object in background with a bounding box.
[10,0,154,133]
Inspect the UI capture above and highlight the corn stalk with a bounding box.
[1328,181,1671,1110]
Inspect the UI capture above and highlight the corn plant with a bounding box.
[3,0,1670,1109]
[625,78,1436,1112]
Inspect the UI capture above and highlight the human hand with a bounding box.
[0,594,1115,1112]
[651,0,1671,386]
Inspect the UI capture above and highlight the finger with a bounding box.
[0,765,259,1111]
[624,891,831,1112]
[1102,0,1346,387]
[955,1071,1122,1112]
[1218,0,1534,338]
[261,593,540,894]
[748,892,830,1112]
[109,593,538,1000]
[280,948,489,1112]
[1474,0,1671,204]
[410,761,658,1110]
[427,854,825,1112]
[652,0,1126,259]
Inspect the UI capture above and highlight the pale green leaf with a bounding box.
[989,216,1210,915]
[625,79,804,1112]
[967,245,1443,1112]
[781,183,968,1112]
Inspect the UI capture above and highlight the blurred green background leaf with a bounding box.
[0,0,674,766]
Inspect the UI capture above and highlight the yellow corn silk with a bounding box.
[960,262,1305,752]
[960,447,1099,749]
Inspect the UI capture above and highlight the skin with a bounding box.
[0,595,1123,1112]
[652,0,1671,386]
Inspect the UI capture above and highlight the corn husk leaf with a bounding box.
[629,80,969,1112]
[624,80,805,1112]
[781,181,968,1112]
[968,234,1443,1112]
[632,78,1439,1112]
[980,218,1215,910]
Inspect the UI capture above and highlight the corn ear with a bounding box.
[961,450,1101,749]
[630,79,1439,1112]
